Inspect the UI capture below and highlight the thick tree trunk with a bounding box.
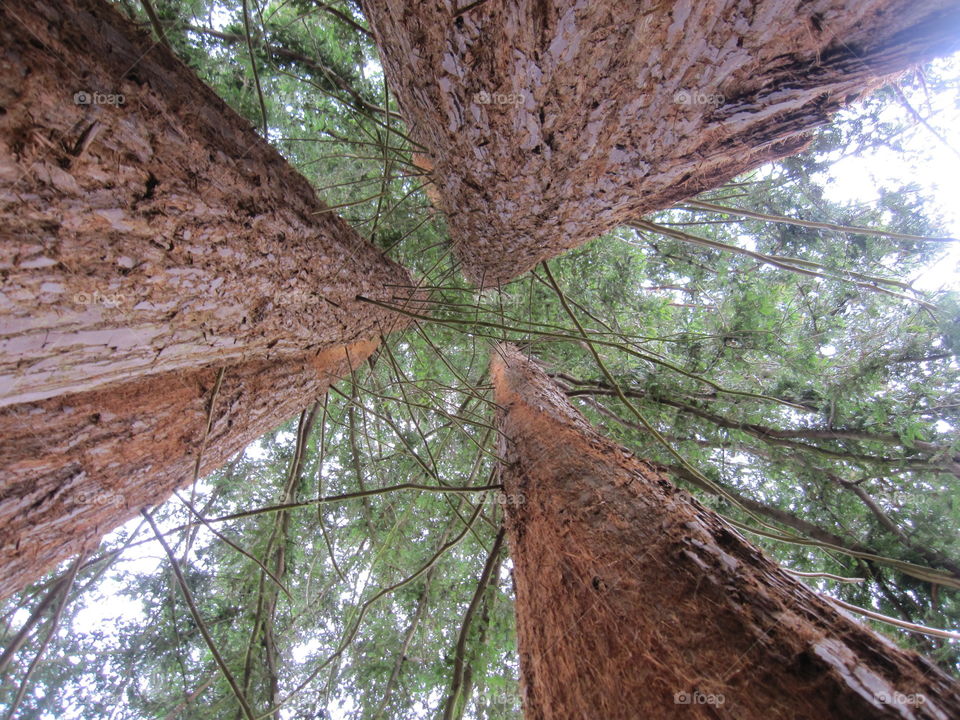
[491,344,960,719]
[0,0,419,598]
[0,0,414,406]
[0,342,375,602]
[363,0,960,286]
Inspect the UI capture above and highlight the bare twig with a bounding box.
[140,0,171,48]
[241,0,269,136]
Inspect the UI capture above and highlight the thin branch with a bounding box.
[192,367,226,487]
[372,523,456,720]
[453,0,492,17]
[785,569,864,584]
[828,475,960,578]
[441,528,506,720]
[825,595,960,641]
[174,491,294,602]
[241,0,269,136]
[0,574,71,676]
[143,510,256,720]
[890,84,960,163]
[560,379,958,476]
[313,1,374,38]
[181,25,397,119]
[140,0,171,48]
[540,262,960,589]
[208,482,503,525]
[681,199,958,243]
[264,502,486,718]
[163,670,218,720]
[659,460,960,589]
[4,553,84,720]
[630,220,935,311]
[356,295,813,411]
[314,396,348,583]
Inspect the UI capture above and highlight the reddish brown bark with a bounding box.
[0,0,419,598]
[492,344,960,719]
[0,342,375,601]
[363,0,960,286]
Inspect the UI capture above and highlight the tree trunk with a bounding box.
[0,0,418,598]
[362,0,960,286]
[0,342,376,601]
[0,0,414,406]
[491,344,960,719]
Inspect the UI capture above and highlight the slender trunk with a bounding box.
[373,523,454,720]
[262,404,319,719]
[0,0,419,598]
[491,344,960,719]
[362,0,960,285]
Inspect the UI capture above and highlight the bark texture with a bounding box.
[363,0,960,286]
[0,0,420,598]
[0,0,416,407]
[491,344,960,720]
[0,341,375,601]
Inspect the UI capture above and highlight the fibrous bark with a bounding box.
[0,0,415,406]
[0,0,419,598]
[0,342,375,602]
[491,344,960,719]
[363,0,960,286]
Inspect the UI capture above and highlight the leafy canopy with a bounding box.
[2,1,959,718]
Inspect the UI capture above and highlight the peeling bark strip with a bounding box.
[491,345,960,720]
[0,0,417,407]
[0,339,378,602]
[363,0,960,286]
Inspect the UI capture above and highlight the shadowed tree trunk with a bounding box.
[0,0,419,598]
[491,344,960,719]
[363,0,960,286]
[0,342,375,602]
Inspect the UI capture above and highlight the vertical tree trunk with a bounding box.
[362,0,960,285]
[491,344,960,719]
[0,0,419,598]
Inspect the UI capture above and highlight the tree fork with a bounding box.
[362,0,960,286]
[491,344,960,719]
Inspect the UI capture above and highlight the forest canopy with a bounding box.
[1,1,959,718]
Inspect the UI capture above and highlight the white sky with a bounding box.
[818,56,960,292]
